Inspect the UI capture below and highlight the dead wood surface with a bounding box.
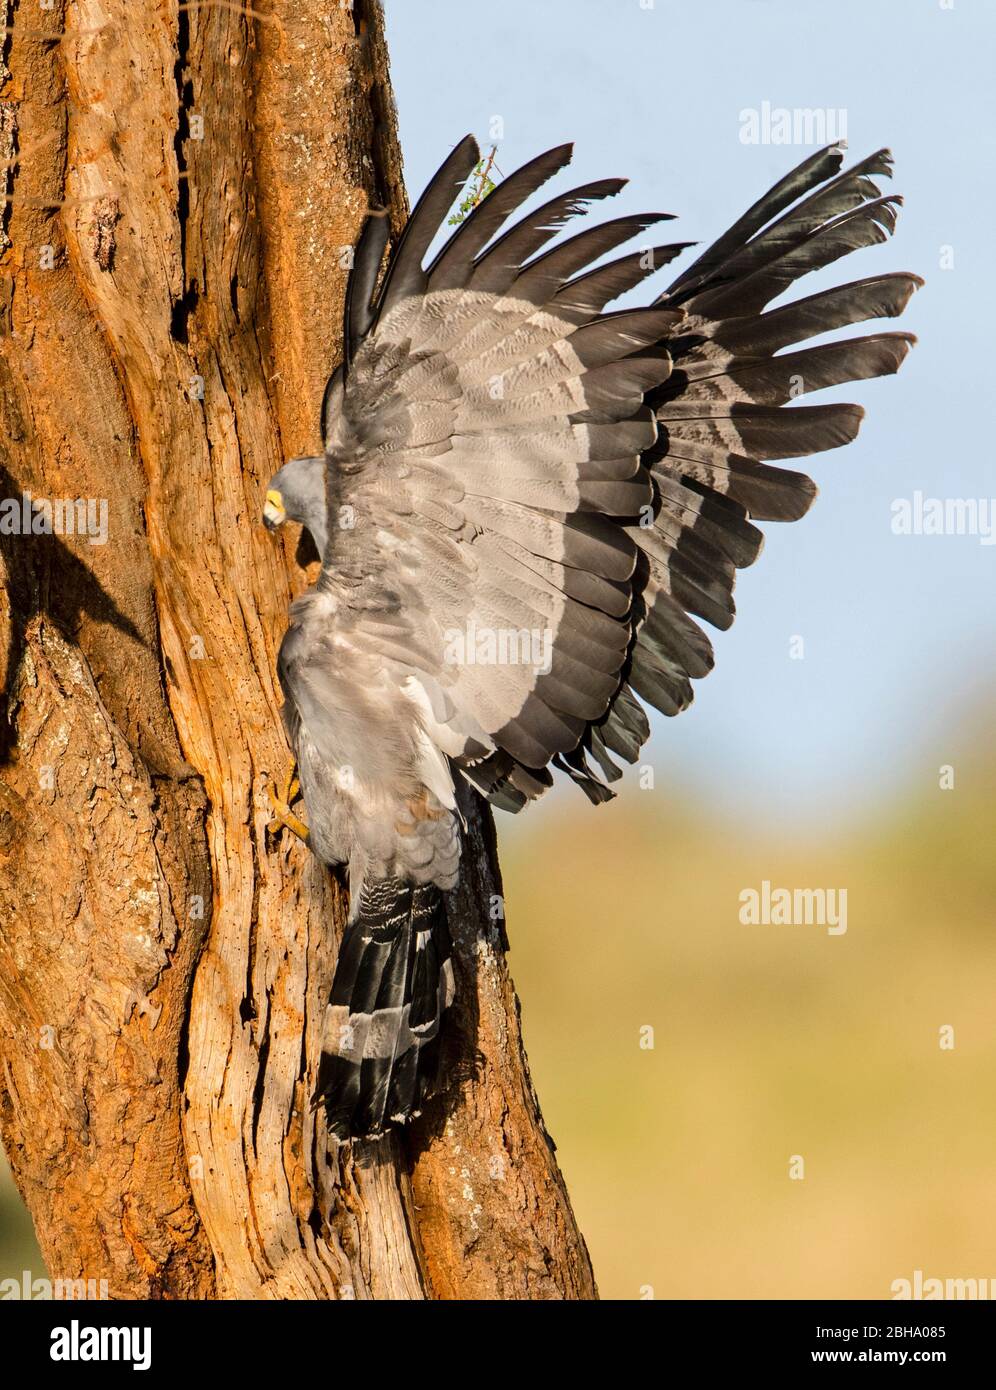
[0,0,597,1300]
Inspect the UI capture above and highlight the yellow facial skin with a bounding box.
[262,489,286,530]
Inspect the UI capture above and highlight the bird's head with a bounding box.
[263,455,328,558]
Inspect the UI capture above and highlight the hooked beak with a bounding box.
[262,488,286,532]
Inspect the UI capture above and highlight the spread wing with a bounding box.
[317,135,919,809]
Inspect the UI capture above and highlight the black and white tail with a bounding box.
[317,878,455,1142]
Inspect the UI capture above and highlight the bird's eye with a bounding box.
[263,489,287,531]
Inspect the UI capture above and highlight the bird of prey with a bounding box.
[262,135,918,1142]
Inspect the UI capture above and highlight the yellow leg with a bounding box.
[267,759,309,844]
[278,760,300,807]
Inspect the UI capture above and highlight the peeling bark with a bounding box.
[0,0,596,1300]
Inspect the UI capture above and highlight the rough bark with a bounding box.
[0,0,597,1300]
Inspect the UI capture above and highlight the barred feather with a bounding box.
[318,879,454,1142]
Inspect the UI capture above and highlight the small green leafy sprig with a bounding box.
[448,146,500,225]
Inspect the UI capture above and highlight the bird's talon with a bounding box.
[266,776,310,843]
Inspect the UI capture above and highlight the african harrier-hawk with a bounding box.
[262,136,918,1140]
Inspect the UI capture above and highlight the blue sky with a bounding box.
[384,0,994,829]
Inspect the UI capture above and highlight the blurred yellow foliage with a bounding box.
[501,736,995,1299]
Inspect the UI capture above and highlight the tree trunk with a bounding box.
[0,0,596,1300]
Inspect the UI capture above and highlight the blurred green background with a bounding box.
[0,1150,38,1284]
[498,714,995,1299]
[4,708,992,1298]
